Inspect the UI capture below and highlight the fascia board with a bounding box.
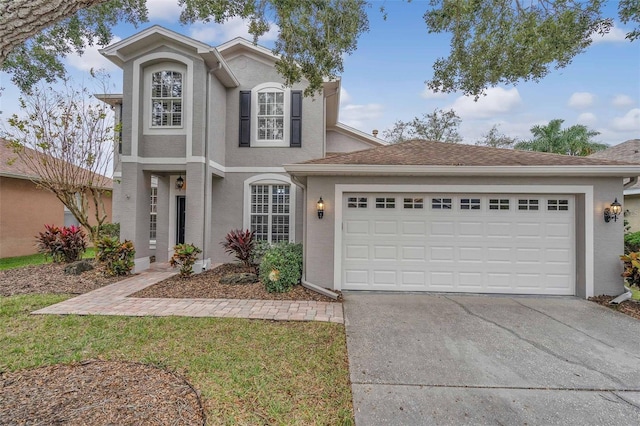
[624,188,640,196]
[284,164,640,177]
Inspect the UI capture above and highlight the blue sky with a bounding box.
[1,0,639,145]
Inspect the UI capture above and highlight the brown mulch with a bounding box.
[589,295,640,320]
[0,360,205,426]
[133,263,341,302]
[0,263,125,297]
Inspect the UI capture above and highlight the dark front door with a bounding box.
[176,195,186,244]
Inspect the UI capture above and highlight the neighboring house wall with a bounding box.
[326,129,379,153]
[0,176,113,258]
[0,177,64,257]
[302,175,624,297]
[625,194,640,231]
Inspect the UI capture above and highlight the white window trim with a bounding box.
[333,184,594,298]
[144,62,187,132]
[251,82,290,147]
[243,174,296,242]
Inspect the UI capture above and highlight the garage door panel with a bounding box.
[431,221,455,236]
[373,245,397,260]
[342,193,575,295]
[345,220,369,235]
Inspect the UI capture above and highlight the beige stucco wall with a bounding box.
[301,175,625,297]
[0,177,113,258]
[326,130,378,153]
[624,195,640,232]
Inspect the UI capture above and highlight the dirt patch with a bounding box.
[0,263,125,297]
[132,263,341,302]
[0,360,205,425]
[589,295,640,320]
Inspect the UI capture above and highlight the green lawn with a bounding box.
[0,294,353,425]
[631,286,640,301]
[0,248,96,271]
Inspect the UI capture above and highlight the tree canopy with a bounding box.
[1,0,636,96]
[475,125,519,149]
[424,0,639,97]
[0,0,368,95]
[383,108,462,144]
[514,118,609,156]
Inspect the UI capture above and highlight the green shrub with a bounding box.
[36,224,87,263]
[251,240,272,268]
[97,236,135,276]
[93,222,120,239]
[170,243,202,278]
[260,242,303,293]
[621,252,640,288]
[221,229,255,267]
[624,231,640,254]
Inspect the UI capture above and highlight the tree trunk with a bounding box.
[0,0,109,65]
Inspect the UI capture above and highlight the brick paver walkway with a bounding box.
[33,269,344,323]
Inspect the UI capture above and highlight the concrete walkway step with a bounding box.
[32,269,344,323]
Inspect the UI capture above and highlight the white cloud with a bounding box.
[612,94,635,109]
[65,37,122,72]
[449,87,522,119]
[190,17,279,44]
[340,87,351,105]
[611,108,640,132]
[591,25,628,44]
[340,103,384,131]
[577,112,597,126]
[146,0,182,22]
[567,92,595,109]
[421,84,448,99]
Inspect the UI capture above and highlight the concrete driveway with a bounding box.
[343,293,640,425]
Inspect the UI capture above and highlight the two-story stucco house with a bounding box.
[102,25,640,299]
[99,25,381,274]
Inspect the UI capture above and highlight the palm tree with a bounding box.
[514,119,608,156]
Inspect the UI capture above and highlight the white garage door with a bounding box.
[342,193,575,295]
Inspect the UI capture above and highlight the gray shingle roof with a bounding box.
[303,139,634,166]
[589,140,640,189]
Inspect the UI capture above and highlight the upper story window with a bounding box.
[257,90,285,141]
[151,70,183,127]
[240,83,302,148]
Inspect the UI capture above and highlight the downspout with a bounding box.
[290,174,339,300]
[200,69,213,271]
[610,176,639,304]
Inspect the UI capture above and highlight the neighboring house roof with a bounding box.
[1,139,113,189]
[589,139,640,191]
[285,139,640,177]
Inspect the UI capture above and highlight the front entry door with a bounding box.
[176,195,186,245]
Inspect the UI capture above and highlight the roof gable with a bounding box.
[589,139,640,164]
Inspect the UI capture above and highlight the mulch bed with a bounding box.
[0,263,124,297]
[589,295,640,320]
[132,263,341,302]
[0,360,205,425]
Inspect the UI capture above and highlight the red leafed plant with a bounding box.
[221,229,256,267]
[36,224,87,263]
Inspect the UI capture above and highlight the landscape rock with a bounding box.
[64,260,94,276]
[220,272,258,285]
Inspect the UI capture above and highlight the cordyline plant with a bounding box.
[221,229,256,267]
[2,74,116,253]
[620,252,640,288]
[170,243,202,278]
[36,224,87,263]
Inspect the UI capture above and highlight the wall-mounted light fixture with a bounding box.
[176,175,185,190]
[604,198,622,223]
[317,197,325,219]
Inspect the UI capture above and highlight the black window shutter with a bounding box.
[290,90,302,147]
[239,91,251,147]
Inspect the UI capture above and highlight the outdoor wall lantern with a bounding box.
[604,198,622,223]
[317,197,325,219]
[176,175,185,190]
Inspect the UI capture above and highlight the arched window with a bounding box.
[244,174,296,242]
[150,70,183,127]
